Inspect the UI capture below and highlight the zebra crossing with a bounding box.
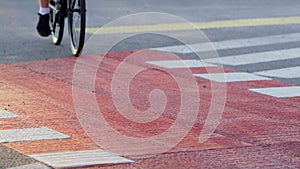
[1,23,299,168]
[149,32,300,98]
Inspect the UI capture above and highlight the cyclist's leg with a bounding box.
[39,0,49,8]
[36,0,51,37]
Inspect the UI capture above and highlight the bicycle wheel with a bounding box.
[49,0,65,45]
[68,0,86,56]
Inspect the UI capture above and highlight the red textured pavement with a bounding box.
[0,50,299,168]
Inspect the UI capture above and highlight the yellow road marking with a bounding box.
[85,16,300,34]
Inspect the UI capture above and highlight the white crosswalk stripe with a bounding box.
[29,149,134,168]
[0,109,18,119]
[151,33,300,54]
[254,66,300,79]
[249,86,300,98]
[194,72,271,83]
[203,48,300,66]
[146,59,216,68]
[0,127,70,143]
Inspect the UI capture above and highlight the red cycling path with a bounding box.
[0,50,299,168]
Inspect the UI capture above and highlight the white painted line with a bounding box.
[194,72,272,83]
[0,128,70,143]
[151,43,213,54]
[0,109,18,119]
[254,66,300,79]
[151,33,300,54]
[7,163,51,169]
[146,60,216,69]
[204,48,300,66]
[249,86,300,98]
[29,149,134,168]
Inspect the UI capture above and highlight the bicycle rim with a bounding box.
[49,0,65,45]
[68,0,86,56]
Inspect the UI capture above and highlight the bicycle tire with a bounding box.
[68,0,86,56]
[49,0,65,45]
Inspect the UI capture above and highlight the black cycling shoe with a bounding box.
[36,13,51,37]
